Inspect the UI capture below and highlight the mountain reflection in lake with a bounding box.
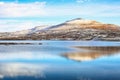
[62,46,120,62]
[0,41,120,80]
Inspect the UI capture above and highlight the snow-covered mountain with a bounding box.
[11,25,50,35]
[0,25,50,39]
[0,18,120,40]
[48,18,120,31]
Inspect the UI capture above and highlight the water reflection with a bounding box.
[62,46,120,62]
[0,41,120,80]
[0,45,73,62]
[0,63,47,79]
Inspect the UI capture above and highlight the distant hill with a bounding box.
[49,18,120,31]
[0,18,120,41]
[11,25,50,35]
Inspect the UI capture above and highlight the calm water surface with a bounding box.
[0,40,120,80]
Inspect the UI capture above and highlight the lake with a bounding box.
[0,40,120,80]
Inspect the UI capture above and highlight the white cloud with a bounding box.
[0,1,120,18]
[76,0,90,3]
[95,5,120,17]
[0,2,4,5]
[45,4,120,17]
[0,1,47,17]
[0,20,46,32]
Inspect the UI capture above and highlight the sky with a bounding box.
[0,0,120,32]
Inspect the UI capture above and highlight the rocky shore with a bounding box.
[0,42,42,45]
[1,29,120,41]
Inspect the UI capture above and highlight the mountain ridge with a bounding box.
[48,18,120,31]
[0,18,120,41]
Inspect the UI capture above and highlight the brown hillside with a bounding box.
[50,18,120,31]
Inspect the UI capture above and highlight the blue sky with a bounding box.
[0,0,120,32]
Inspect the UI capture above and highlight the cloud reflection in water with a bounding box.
[0,63,47,79]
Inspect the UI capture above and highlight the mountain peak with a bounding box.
[66,18,83,21]
[66,18,102,25]
[66,18,83,22]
